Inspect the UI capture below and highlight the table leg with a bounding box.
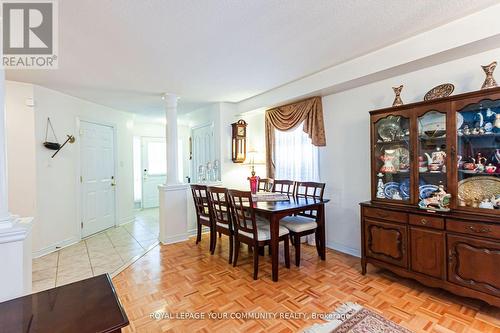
[317,204,326,260]
[270,214,279,282]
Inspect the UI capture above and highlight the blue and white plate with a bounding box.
[419,184,439,200]
[384,182,400,199]
[399,179,410,200]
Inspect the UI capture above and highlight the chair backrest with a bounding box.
[190,184,211,219]
[258,178,274,192]
[227,189,258,239]
[295,182,326,218]
[207,186,232,231]
[272,179,295,195]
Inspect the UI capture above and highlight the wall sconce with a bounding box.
[231,119,247,163]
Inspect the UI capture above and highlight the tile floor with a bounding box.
[32,208,159,293]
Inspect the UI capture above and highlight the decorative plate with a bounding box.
[399,179,410,199]
[424,83,455,101]
[393,146,410,171]
[418,111,446,138]
[458,176,500,202]
[377,116,401,142]
[419,184,439,200]
[384,182,400,199]
[456,112,464,130]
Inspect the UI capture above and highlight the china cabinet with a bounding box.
[361,87,500,307]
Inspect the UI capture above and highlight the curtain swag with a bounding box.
[265,96,326,178]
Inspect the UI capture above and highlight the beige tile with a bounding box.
[58,252,92,267]
[92,261,124,276]
[33,252,59,271]
[57,260,92,278]
[139,239,159,250]
[32,278,56,293]
[33,266,57,282]
[116,246,145,262]
[56,271,93,287]
[59,243,87,259]
[89,252,123,267]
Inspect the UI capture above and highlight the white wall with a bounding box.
[320,47,500,257]
[6,82,156,256]
[5,81,36,218]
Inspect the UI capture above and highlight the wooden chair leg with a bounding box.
[258,246,265,256]
[228,234,233,264]
[196,220,202,244]
[219,232,222,238]
[294,234,301,267]
[284,236,290,269]
[233,239,240,267]
[210,228,216,255]
[314,230,321,257]
[253,245,259,280]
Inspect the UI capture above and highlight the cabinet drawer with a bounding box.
[447,219,500,240]
[409,214,444,229]
[364,207,407,223]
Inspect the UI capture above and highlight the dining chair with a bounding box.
[272,179,295,196]
[190,184,214,252]
[280,181,325,266]
[206,186,234,263]
[257,178,274,192]
[227,189,290,279]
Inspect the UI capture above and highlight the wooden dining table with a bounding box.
[253,197,330,282]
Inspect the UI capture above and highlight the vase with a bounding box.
[392,85,403,106]
[481,61,498,89]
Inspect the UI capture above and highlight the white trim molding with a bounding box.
[326,241,361,258]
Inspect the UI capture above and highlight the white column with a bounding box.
[158,93,188,244]
[164,93,180,185]
[0,69,11,228]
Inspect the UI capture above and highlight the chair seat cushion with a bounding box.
[238,224,289,241]
[216,222,230,229]
[280,215,317,233]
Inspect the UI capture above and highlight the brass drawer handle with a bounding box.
[420,219,428,225]
[466,225,491,234]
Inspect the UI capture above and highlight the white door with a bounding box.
[141,137,166,208]
[191,123,217,183]
[80,121,116,238]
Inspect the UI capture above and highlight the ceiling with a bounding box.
[6,0,498,116]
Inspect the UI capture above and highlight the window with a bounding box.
[146,141,167,175]
[274,124,319,181]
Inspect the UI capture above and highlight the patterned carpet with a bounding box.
[112,235,500,332]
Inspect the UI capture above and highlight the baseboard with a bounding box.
[160,233,189,245]
[326,241,361,258]
[32,236,80,258]
[187,227,209,237]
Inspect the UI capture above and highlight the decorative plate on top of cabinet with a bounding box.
[457,176,500,204]
[424,83,455,101]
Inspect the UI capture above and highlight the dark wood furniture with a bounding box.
[190,184,214,252]
[361,87,500,307]
[280,182,326,266]
[258,178,274,192]
[0,274,128,333]
[253,197,329,281]
[207,186,234,262]
[227,189,290,279]
[272,179,295,195]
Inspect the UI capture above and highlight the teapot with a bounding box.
[485,164,497,174]
[425,147,446,166]
[462,157,477,171]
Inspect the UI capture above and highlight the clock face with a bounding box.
[237,126,245,136]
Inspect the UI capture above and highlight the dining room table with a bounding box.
[253,197,330,282]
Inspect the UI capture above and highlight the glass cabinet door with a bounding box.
[373,115,411,202]
[456,100,500,211]
[417,110,449,204]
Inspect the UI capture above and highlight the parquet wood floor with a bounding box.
[112,236,500,333]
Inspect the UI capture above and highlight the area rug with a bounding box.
[304,302,413,333]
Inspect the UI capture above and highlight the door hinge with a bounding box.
[80,176,83,183]
[81,221,83,229]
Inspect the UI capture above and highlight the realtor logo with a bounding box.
[2,0,58,69]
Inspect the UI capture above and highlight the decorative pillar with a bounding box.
[158,93,188,244]
[164,93,180,185]
[0,69,33,302]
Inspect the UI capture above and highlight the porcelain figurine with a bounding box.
[481,61,498,89]
[471,127,480,135]
[392,85,404,106]
[392,192,402,200]
[476,153,487,172]
[380,149,396,173]
[376,178,385,199]
[484,122,493,134]
[463,125,471,136]
[418,185,451,212]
